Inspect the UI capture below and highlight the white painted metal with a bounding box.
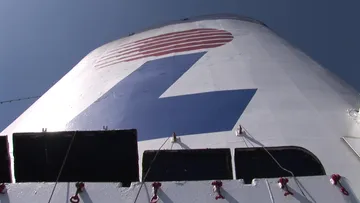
[343,136,360,159]
[1,15,360,202]
[0,176,354,203]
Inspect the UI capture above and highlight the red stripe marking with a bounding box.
[133,28,217,43]
[97,43,225,68]
[96,28,233,68]
[105,31,231,56]
[99,35,233,62]
[108,29,229,52]
[125,43,225,61]
[113,29,217,51]
[97,39,231,67]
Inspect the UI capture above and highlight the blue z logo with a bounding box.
[67,52,257,141]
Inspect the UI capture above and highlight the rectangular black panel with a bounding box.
[13,130,139,185]
[234,147,325,184]
[142,148,232,181]
[0,136,11,183]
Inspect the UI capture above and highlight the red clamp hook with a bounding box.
[0,183,6,194]
[212,181,225,200]
[150,182,161,203]
[278,178,293,196]
[330,174,349,196]
[70,182,85,203]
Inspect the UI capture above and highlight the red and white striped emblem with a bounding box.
[95,28,233,68]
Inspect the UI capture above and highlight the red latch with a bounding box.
[330,174,349,196]
[70,182,85,203]
[212,181,225,200]
[150,182,162,203]
[0,183,6,194]
[278,177,293,196]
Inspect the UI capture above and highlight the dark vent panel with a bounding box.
[0,136,11,183]
[13,130,139,185]
[235,146,325,184]
[142,148,232,181]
